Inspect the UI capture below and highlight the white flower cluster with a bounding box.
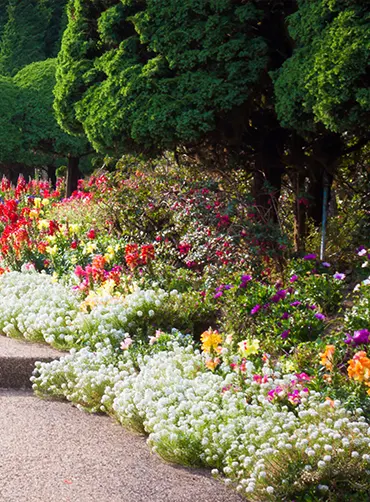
[34,343,370,500]
[33,341,136,413]
[0,271,79,347]
[0,271,183,350]
[75,286,181,347]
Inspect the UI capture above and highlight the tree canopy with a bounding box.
[0,0,68,76]
[274,0,370,137]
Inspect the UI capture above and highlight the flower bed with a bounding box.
[0,173,369,500]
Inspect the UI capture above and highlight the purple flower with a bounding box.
[289,274,298,283]
[224,284,232,290]
[304,253,317,260]
[307,304,317,310]
[271,289,287,303]
[250,304,261,315]
[240,275,252,288]
[322,262,331,268]
[290,301,301,307]
[213,291,223,299]
[315,313,326,321]
[344,329,370,346]
[281,330,290,339]
[281,312,290,320]
[333,272,345,280]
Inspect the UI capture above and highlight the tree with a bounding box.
[0,0,68,76]
[54,0,298,214]
[51,0,370,239]
[0,59,90,192]
[273,0,370,241]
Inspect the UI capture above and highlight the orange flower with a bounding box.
[348,351,370,389]
[205,357,220,371]
[319,345,335,372]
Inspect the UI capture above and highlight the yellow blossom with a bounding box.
[238,338,260,357]
[201,328,222,353]
[37,219,49,230]
[34,197,42,209]
[46,245,57,256]
[84,242,97,255]
[41,198,50,206]
[29,210,39,219]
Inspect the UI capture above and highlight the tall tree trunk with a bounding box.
[66,156,81,197]
[47,164,57,188]
[306,134,342,227]
[253,129,286,222]
[292,172,307,252]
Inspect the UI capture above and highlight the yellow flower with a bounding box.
[201,328,222,353]
[84,242,97,255]
[37,219,49,230]
[46,235,56,243]
[104,246,115,263]
[34,198,42,209]
[51,272,59,283]
[46,245,58,256]
[29,209,39,219]
[70,224,80,233]
[41,198,50,206]
[238,338,260,357]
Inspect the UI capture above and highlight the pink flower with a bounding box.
[120,338,133,350]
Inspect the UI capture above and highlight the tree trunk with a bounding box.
[291,172,307,252]
[47,164,57,188]
[66,156,81,197]
[306,133,342,227]
[253,129,286,222]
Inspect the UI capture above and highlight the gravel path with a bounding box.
[0,390,243,502]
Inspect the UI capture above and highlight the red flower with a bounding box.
[70,240,78,249]
[87,229,96,239]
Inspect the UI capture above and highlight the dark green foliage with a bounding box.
[274,0,370,135]
[0,0,68,76]
[0,59,89,167]
[54,0,270,154]
[0,75,21,160]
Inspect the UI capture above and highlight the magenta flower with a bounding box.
[290,301,301,307]
[304,253,317,260]
[322,262,331,268]
[250,304,261,315]
[344,329,370,346]
[289,274,298,283]
[281,330,290,339]
[333,272,345,280]
[281,312,290,320]
[315,313,326,321]
[214,291,223,299]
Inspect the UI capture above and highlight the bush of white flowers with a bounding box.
[33,341,136,413]
[34,342,370,501]
[0,270,79,348]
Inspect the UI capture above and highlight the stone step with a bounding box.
[0,335,64,389]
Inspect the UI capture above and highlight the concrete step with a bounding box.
[0,335,64,389]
